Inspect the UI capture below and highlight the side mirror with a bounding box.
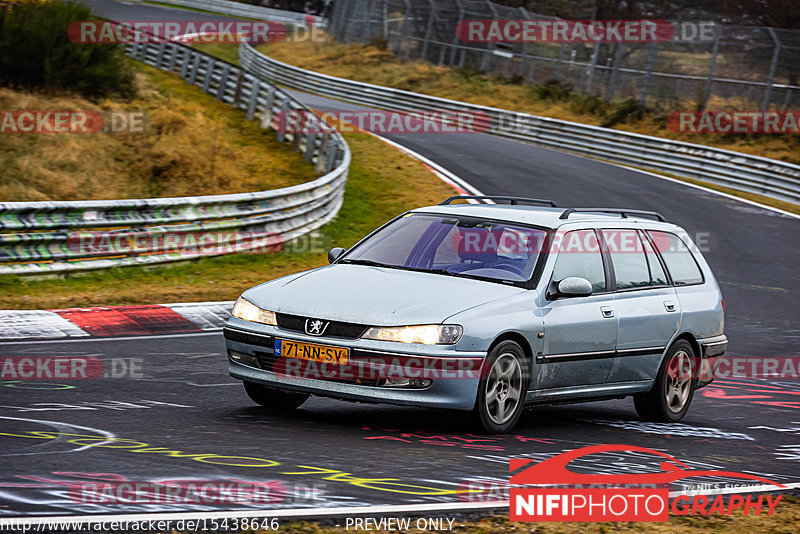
[557,277,593,297]
[328,247,346,264]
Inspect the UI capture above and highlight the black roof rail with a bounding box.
[559,208,666,222]
[440,195,558,207]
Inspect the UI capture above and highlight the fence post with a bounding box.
[701,24,721,111]
[585,42,600,93]
[421,1,436,62]
[605,43,624,100]
[397,0,412,59]
[481,1,498,72]
[762,27,781,112]
[359,0,376,42]
[156,42,167,68]
[304,132,317,162]
[517,7,530,77]
[554,43,565,80]
[639,41,658,106]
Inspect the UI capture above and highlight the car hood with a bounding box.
[242,264,524,325]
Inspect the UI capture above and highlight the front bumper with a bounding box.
[223,320,485,411]
[696,334,728,388]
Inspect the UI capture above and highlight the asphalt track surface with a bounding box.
[1,0,799,519]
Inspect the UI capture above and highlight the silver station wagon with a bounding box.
[224,196,727,433]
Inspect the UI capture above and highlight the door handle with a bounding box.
[664,300,677,312]
[600,306,615,318]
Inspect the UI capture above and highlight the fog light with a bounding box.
[228,350,260,368]
[381,377,432,389]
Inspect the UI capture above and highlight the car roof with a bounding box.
[412,203,680,230]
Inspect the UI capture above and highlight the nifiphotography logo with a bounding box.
[509,444,784,522]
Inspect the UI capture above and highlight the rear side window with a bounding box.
[648,231,704,285]
[601,230,651,290]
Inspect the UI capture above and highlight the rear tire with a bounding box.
[243,381,309,410]
[634,340,696,422]
[473,340,529,433]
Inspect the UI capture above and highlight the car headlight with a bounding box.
[231,297,277,325]
[362,325,463,345]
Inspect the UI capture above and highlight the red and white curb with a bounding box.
[0,302,233,341]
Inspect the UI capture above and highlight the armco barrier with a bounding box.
[136,0,325,27]
[239,42,800,205]
[0,37,350,275]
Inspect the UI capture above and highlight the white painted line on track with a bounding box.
[0,330,222,345]
[615,164,800,220]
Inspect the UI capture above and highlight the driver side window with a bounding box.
[552,230,607,293]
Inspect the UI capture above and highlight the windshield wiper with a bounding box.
[338,258,393,268]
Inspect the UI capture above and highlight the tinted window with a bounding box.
[648,231,704,285]
[552,230,606,292]
[602,230,650,290]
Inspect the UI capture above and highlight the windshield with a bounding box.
[340,213,549,285]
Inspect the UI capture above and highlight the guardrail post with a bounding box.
[232,71,245,107]
[188,54,201,85]
[167,43,178,72]
[701,24,720,111]
[639,42,658,106]
[326,140,339,173]
[316,133,331,174]
[202,59,217,93]
[762,27,781,112]
[156,42,167,68]
[276,99,289,142]
[304,132,317,162]
[179,48,191,79]
[246,79,261,120]
[217,64,230,101]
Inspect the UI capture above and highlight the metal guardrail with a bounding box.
[140,0,325,27]
[240,42,800,205]
[0,37,350,275]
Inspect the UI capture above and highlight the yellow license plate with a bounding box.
[275,338,349,365]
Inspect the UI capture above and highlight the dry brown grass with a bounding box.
[0,62,314,201]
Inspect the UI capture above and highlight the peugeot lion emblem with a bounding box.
[305,319,330,336]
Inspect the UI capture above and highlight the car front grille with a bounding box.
[275,313,369,339]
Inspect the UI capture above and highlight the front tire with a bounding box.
[473,341,529,433]
[243,381,309,410]
[634,340,696,422]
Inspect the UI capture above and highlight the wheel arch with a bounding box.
[488,331,535,383]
